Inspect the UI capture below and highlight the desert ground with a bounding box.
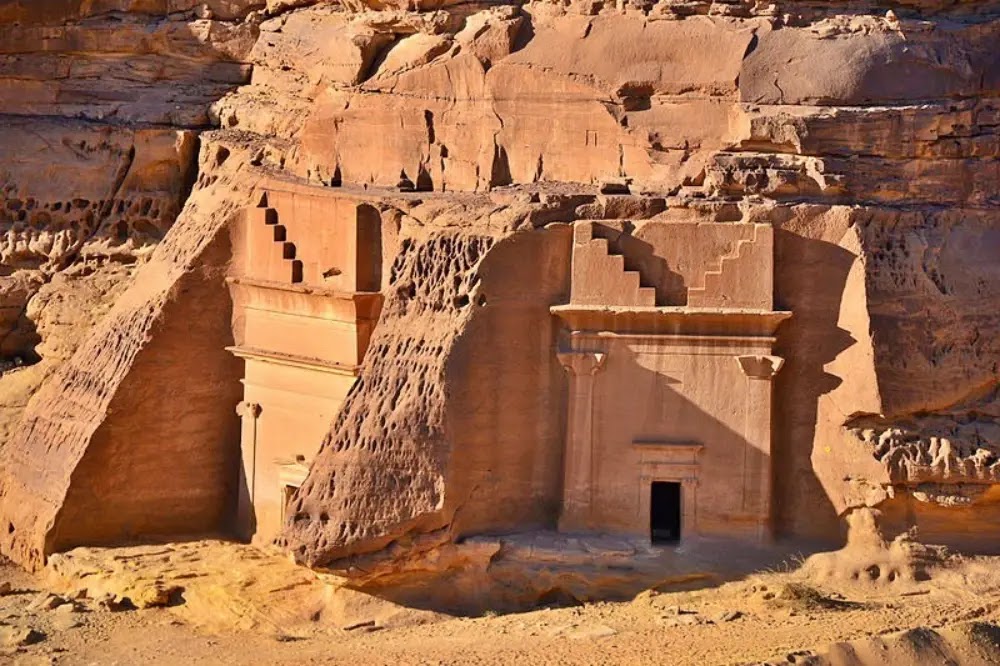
[3,530,1000,666]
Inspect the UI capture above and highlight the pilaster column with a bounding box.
[735,355,783,541]
[235,401,262,540]
[557,351,606,532]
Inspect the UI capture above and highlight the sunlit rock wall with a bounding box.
[0,0,998,572]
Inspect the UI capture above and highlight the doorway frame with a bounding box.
[634,441,702,544]
[649,480,684,543]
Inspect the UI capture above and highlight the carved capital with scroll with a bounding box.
[557,351,607,377]
[735,355,784,380]
[236,401,262,418]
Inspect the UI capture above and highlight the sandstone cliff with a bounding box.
[0,0,997,585]
[0,0,260,567]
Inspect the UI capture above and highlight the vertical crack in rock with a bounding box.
[54,146,136,274]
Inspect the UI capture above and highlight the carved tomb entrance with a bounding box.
[228,181,383,545]
[553,220,790,544]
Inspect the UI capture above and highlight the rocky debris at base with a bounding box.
[659,613,711,628]
[6,542,1000,663]
[755,622,1000,666]
[0,625,45,648]
[92,593,135,613]
[565,623,618,640]
[766,584,859,612]
[25,594,68,613]
[44,541,444,634]
[48,614,82,633]
[342,620,377,631]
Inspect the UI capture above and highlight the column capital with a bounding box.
[236,401,262,418]
[557,350,606,376]
[735,355,784,380]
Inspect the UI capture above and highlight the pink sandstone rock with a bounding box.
[0,0,996,596]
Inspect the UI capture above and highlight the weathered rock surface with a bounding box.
[45,539,442,633]
[0,0,262,568]
[0,3,258,124]
[0,135,257,568]
[758,622,1000,666]
[0,0,997,605]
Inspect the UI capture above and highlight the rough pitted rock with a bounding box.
[281,227,499,564]
[0,139,258,570]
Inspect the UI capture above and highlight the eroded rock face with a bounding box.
[0,2,259,124]
[279,201,574,566]
[0,121,199,470]
[0,139,258,569]
[0,0,262,568]
[0,0,997,589]
[280,225,498,564]
[0,0,260,440]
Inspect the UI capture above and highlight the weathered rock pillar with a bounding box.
[557,350,606,532]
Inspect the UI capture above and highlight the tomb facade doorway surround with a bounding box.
[553,220,789,543]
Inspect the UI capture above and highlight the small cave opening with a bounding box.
[0,349,42,373]
[0,316,42,374]
[650,481,682,544]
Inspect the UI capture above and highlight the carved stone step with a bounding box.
[622,270,641,292]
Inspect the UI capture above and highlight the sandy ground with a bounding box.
[2,538,1000,666]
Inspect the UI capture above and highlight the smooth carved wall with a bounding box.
[585,336,780,539]
[444,228,573,538]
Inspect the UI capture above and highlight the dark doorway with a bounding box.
[650,481,682,543]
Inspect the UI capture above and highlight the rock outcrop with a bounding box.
[0,1,261,446]
[0,1,261,568]
[0,0,997,596]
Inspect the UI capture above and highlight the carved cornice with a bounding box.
[227,345,361,376]
[226,276,382,300]
[550,305,791,338]
[226,276,384,320]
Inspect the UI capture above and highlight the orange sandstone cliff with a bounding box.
[0,0,997,605]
